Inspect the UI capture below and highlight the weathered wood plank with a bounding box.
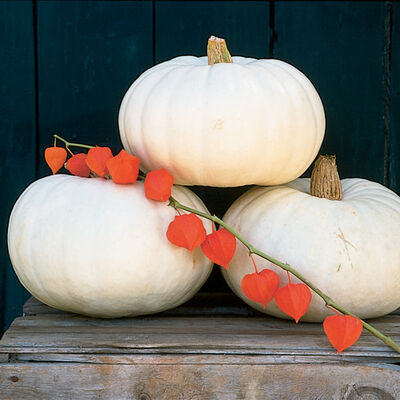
[0,354,9,363]
[6,297,400,363]
[12,353,400,366]
[22,294,259,317]
[1,313,400,361]
[21,295,400,324]
[0,0,35,335]
[0,363,399,400]
[22,297,70,316]
[7,313,400,334]
[274,1,387,183]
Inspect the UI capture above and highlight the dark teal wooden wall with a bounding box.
[1,0,398,334]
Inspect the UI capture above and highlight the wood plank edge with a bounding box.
[9,353,400,366]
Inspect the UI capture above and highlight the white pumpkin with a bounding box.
[222,174,400,322]
[7,175,213,318]
[118,38,325,187]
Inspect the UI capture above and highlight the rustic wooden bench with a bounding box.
[0,294,399,399]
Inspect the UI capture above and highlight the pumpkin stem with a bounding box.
[207,36,233,65]
[310,155,343,200]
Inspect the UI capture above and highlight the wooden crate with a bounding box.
[0,294,400,399]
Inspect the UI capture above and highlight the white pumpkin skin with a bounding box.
[8,175,213,318]
[119,56,325,187]
[222,178,400,322]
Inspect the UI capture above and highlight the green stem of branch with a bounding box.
[54,134,94,150]
[168,196,400,354]
[49,134,400,354]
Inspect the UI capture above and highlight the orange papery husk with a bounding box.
[241,269,280,308]
[66,153,91,177]
[166,213,207,252]
[200,228,236,270]
[45,147,67,174]
[323,314,363,354]
[86,146,113,177]
[144,169,174,201]
[274,283,312,323]
[106,150,140,184]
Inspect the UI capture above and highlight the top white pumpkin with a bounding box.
[119,42,325,187]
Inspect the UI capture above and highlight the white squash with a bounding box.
[222,157,400,322]
[7,175,213,318]
[118,37,325,187]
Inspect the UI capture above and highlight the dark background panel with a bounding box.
[0,0,36,333]
[274,1,387,183]
[155,0,270,63]
[36,0,153,176]
[390,2,399,193]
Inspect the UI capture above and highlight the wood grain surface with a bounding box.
[1,296,400,363]
[0,362,399,400]
[1,296,400,399]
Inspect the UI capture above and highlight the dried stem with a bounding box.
[310,155,343,200]
[207,36,233,65]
